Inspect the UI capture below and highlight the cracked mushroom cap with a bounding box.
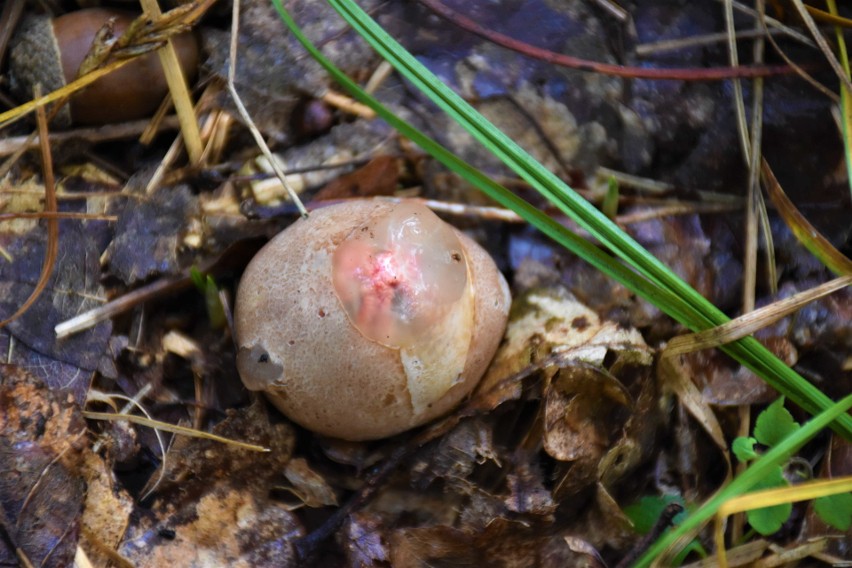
[235,199,510,440]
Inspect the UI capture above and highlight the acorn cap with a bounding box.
[9,14,72,126]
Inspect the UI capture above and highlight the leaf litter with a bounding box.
[0,0,850,566]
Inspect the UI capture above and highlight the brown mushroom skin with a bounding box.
[235,200,510,441]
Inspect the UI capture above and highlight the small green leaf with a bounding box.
[203,275,227,329]
[190,266,206,292]
[602,176,619,219]
[623,494,686,534]
[732,436,759,462]
[190,267,226,329]
[754,397,801,448]
[746,466,791,535]
[814,493,852,530]
[674,539,708,564]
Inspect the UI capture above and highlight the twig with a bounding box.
[0,0,24,64]
[227,0,307,217]
[0,212,117,222]
[789,0,852,94]
[417,0,794,80]
[637,29,783,57]
[55,273,190,338]
[138,0,204,163]
[321,89,375,119]
[665,275,852,358]
[0,116,181,157]
[615,503,684,568]
[0,88,59,330]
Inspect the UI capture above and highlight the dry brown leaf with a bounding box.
[475,286,652,412]
[282,457,339,508]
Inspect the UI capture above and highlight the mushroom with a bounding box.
[235,200,510,440]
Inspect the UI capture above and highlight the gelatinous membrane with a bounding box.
[332,201,468,348]
[332,202,475,413]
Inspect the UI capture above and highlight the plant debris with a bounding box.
[0,0,850,566]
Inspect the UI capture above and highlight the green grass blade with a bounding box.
[826,0,852,201]
[268,0,852,437]
[265,2,697,328]
[633,393,852,567]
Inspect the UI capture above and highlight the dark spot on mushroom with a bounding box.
[236,344,284,390]
[318,308,326,318]
[571,316,590,331]
[451,251,462,262]
[288,339,296,346]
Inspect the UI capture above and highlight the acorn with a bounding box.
[8,8,199,126]
[234,199,511,441]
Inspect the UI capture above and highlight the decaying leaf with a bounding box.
[78,451,135,566]
[0,365,131,567]
[282,457,339,508]
[503,456,557,516]
[543,364,632,463]
[120,401,304,566]
[474,286,653,411]
[339,512,391,568]
[411,417,498,487]
[0,216,112,401]
[119,487,304,568]
[104,185,200,284]
[313,155,399,201]
[390,517,589,568]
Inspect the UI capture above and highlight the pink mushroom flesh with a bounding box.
[331,201,468,348]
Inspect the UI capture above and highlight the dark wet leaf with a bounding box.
[104,185,199,284]
[0,365,88,568]
[390,517,583,568]
[0,217,112,401]
[340,513,391,568]
[411,418,497,487]
[598,370,659,488]
[679,347,778,406]
[314,156,399,201]
[201,0,380,140]
[503,457,556,516]
[543,364,632,463]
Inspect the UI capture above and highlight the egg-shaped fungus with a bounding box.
[235,200,510,440]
